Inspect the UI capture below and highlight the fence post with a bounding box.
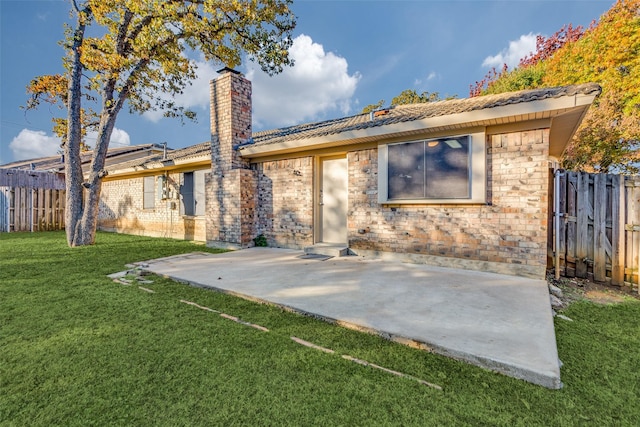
[593,173,607,282]
[611,175,625,285]
[554,170,563,279]
[30,188,34,232]
[627,179,640,290]
[576,173,590,278]
[566,172,577,277]
[0,187,8,232]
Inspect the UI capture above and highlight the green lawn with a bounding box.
[1,231,639,426]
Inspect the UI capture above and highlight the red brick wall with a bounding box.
[348,129,550,278]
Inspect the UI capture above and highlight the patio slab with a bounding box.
[138,247,561,388]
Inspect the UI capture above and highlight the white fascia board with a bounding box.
[103,155,211,178]
[240,94,597,158]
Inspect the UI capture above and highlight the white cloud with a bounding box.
[142,35,360,130]
[86,128,131,148]
[143,58,216,123]
[8,127,131,162]
[246,34,361,128]
[414,71,439,87]
[9,129,62,160]
[109,128,131,147]
[482,33,538,69]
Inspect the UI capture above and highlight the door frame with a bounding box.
[314,154,348,244]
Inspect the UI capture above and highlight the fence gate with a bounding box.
[553,171,639,290]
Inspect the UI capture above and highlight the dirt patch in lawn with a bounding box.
[548,274,640,306]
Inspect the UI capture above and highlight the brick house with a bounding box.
[99,68,600,279]
[98,142,212,241]
[1,144,166,233]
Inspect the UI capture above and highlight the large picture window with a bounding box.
[378,132,485,204]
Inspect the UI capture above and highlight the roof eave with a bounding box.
[240,93,598,159]
[548,93,598,159]
[100,155,211,179]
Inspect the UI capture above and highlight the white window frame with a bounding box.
[378,131,486,204]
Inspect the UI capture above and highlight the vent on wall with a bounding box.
[369,108,390,121]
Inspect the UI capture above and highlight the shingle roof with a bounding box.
[247,83,601,149]
[1,144,166,172]
[103,141,211,172]
[9,83,599,175]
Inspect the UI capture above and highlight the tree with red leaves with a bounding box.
[470,24,588,97]
[470,0,640,173]
[518,23,588,68]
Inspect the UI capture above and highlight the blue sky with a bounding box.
[0,0,613,164]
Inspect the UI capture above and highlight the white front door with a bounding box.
[320,157,348,244]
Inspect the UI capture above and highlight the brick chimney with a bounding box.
[210,67,252,171]
[206,68,257,248]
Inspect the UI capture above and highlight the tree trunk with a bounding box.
[63,6,117,247]
[65,15,88,247]
[64,6,131,247]
[71,116,119,246]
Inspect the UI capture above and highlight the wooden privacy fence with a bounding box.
[0,169,66,232]
[553,171,639,290]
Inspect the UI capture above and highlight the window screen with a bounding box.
[181,172,195,215]
[143,176,155,209]
[388,136,470,200]
[180,170,206,216]
[194,170,206,216]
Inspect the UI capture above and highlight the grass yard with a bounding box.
[1,231,639,426]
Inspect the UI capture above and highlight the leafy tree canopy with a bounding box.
[470,0,640,174]
[28,0,296,135]
[361,89,444,113]
[25,0,296,246]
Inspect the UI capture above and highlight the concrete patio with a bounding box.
[138,248,561,388]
